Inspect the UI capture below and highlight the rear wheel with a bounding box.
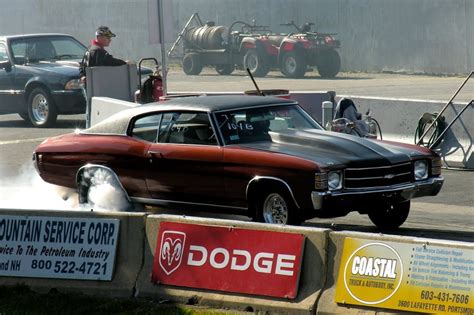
[182,53,203,75]
[78,167,135,211]
[280,51,307,78]
[27,87,58,127]
[368,201,410,230]
[215,64,235,75]
[243,49,270,77]
[254,188,301,225]
[316,49,341,78]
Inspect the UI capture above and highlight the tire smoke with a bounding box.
[0,163,130,212]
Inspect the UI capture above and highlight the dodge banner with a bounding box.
[335,237,474,314]
[0,215,119,281]
[152,222,305,298]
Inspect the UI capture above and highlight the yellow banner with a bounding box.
[335,238,474,314]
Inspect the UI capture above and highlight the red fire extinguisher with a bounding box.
[137,57,164,104]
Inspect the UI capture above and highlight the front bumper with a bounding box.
[311,176,444,210]
[51,89,86,114]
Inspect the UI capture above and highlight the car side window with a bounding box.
[131,114,162,142]
[159,112,217,145]
[0,44,8,62]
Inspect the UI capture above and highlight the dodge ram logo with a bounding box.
[159,231,186,275]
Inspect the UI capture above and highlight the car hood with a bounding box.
[25,60,80,76]
[239,129,424,169]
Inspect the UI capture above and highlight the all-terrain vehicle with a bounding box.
[278,21,341,78]
[168,13,279,77]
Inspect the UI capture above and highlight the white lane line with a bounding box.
[0,137,47,145]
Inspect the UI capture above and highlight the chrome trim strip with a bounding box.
[130,197,247,210]
[0,89,23,95]
[51,89,80,94]
[245,175,300,209]
[75,164,131,202]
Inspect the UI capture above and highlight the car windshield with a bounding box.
[215,104,322,145]
[10,36,86,64]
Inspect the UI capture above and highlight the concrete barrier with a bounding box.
[0,208,146,298]
[337,96,474,169]
[317,231,474,314]
[136,214,330,314]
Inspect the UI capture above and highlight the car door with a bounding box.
[0,42,20,114]
[143,111,227,207]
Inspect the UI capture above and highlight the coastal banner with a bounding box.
[0,215,120,280]
[335,237,473,314]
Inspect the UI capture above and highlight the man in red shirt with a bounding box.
[80,26,128,79]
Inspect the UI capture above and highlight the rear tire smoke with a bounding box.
[77,167,132,212]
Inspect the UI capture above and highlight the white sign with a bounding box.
[0,215,119,281]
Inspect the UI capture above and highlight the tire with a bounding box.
[316,49,341,78]
[78,167,133,211]
[243,49,270,77]
[182,53,203,75]
[280,51,307,78]
[215,64,235,75]
[254,188,301,225]
[27,87,58,128]
[368,201,410,230]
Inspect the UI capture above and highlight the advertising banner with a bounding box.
[152,222,305,298]
[0,215,119,281]
[335,238,474,314]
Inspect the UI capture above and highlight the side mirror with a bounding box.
[0,60,12,72]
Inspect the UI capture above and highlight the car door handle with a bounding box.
[147,150,163,158]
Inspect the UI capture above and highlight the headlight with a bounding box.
[328,171,342,190]
[414,160,428,180]
[65,79,81,90]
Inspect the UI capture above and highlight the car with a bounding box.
[0,33,87,127]
[33,95,444,229]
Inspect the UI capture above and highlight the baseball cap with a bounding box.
[95,26,116,38]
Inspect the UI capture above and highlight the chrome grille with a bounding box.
[344,162,413,189]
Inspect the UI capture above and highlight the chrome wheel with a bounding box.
[31,93,49,123]
[262,193,289,224]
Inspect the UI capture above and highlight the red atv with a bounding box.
[278,21,341,78]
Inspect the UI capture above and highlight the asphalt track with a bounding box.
[0,71,472,242]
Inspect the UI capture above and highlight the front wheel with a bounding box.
[316,49,341,78]
[368,201,410,230]
[182,53,203,75]
[215,64,235,75]
[280,51,307,78]
[243,49,270,77]
[254,189,301,225]
[27,87,58,127]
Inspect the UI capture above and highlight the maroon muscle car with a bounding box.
[33,95,444,229]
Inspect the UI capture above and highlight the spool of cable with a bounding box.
[414,112,445,148]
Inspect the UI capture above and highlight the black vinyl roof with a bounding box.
[84,95,298,135]
[143,95,297,112]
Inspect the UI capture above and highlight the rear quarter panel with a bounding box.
[35,133,151,197]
